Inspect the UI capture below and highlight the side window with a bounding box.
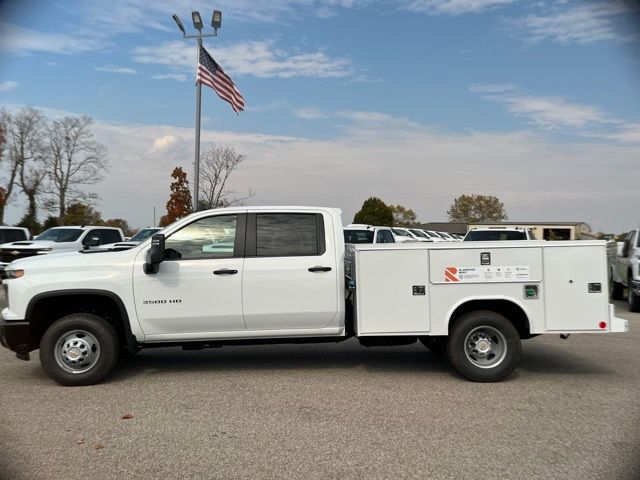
[101,230,122,244]
[165,215,238,260]
[256,213,323,257]
[377,230,394,243]
[82,229,100,245]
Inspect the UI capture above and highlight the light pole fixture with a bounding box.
[172,10,222,211]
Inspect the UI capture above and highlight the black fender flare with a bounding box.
[25,289,139,353]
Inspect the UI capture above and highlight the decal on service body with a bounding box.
[444,266,530,283]
[143,299,182,304]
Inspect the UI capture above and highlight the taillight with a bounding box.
[599,322,607,329]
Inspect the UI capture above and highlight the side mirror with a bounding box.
[84,236,100,249]
[621,240,630,258]
[144,234,165,274]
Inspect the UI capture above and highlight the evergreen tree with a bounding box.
[353,197,394,226]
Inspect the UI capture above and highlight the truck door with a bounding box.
[132,213,246,337]
[242,211,339,331]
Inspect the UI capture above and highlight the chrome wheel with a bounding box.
[464,326,507,369]
[54,330,101,374]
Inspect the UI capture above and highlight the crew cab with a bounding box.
[0,206,628,386]
[609,227,640,312]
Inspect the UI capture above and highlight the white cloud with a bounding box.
[512,1,637,45]
[152,73,189,82]
[491,94,610,129]
[598,123,640,143]
[401,0,517,15]
[472,83,640,143]
[95,65,138,75]
[469,83,517,94]
[133,40,354,79]
[294,107,329,119]
[0,22,104,55]
[2,103,639,233]
[0,81,19,92]
[150,135,180,152]
[472,84,611,129]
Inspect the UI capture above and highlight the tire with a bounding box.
[446,310,521,382]
[419,336,446,356]
[610,273,623,301]
[629,276,640,313]
[39,313,120,386]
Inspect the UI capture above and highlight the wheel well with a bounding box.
[448,300,532,339]
[27,294,128,350]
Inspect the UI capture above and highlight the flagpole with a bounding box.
[194,36,202,211]
[172,11,222,213]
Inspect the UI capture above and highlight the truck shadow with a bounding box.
[105,337,614,383]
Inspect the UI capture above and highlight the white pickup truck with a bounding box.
[609,227,640,312]
[0,206,628,386]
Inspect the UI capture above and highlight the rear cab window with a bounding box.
[344,230,374,244]
[465,231,527,241]
[255,213,324,257]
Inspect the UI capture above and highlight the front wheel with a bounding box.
[39,313,119,386]
[447,310,521,382]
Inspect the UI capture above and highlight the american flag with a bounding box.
[197,45,245,113]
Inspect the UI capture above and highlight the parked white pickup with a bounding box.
[0,206,628,386]
[609,227,640,312]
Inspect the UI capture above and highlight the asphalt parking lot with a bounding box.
[0,295,638,480]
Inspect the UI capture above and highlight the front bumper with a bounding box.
[0,319,31,360]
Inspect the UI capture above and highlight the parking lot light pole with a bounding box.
[172,10,222,211]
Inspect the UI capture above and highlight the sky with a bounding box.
[0,0,639,232]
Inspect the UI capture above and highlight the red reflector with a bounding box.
[599,322,607,329]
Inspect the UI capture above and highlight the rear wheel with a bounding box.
[629,276,640,313]
[447,310,521,382]
[39,313,119,386]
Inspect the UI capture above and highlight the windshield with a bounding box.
[344,230,374,244]
[465,230,527,241]
[392,228,411,237]
[36,228,84,243]
[129,228,161,242]
[409,229,429,238]
[0,229,28,243]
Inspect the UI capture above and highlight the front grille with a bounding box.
[0,249,39,264]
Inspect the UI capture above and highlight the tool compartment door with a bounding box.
[355,248,430,335]
[543,245,608,331]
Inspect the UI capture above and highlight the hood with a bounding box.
[0,240,61,250]
[10,247,136,270]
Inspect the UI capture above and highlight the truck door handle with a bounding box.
[308,266,332,272]
[213,269,238,275]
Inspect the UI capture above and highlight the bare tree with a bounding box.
[0,108,47,228]
[0,111,22,224]
[43,116,107,223]
[198,146,253,210]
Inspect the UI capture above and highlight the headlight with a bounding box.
[5,269,24,279]
[37,248,52,253]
